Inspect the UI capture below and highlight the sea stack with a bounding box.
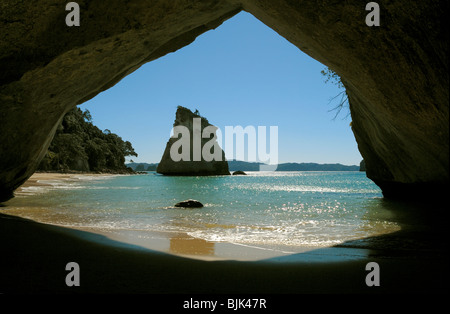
[156,106,230,176]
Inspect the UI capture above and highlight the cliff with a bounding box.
[156,107,230,176]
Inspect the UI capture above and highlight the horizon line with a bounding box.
[126,159,362,167]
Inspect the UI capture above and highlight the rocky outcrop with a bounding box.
[0,1,448,202]
[232,171,247,175]
[174,199,204,208]
[156,107,230,176]
[359,160,366,172]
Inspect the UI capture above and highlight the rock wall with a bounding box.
[240,0,449,200]
[156,106,230,176]
[0,1,448,202]
[0,0,240,201]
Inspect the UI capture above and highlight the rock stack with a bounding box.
[156,106,230,176]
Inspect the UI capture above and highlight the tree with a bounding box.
[38,107,138,173]
[123,141,138,158]
[321,67,349,120]
[82,110,92,123]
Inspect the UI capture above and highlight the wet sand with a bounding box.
[70,226,321,261]
[1,173,449,294]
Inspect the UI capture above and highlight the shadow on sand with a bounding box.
[0,197,448,294]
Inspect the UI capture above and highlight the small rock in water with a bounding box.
[232,170,247,175]
[174,199,204,208]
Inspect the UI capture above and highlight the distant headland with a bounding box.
[127,160,361,172]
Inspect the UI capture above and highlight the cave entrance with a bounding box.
[79,11,361,169]
[1,2,448,294]
[4,11,394,261]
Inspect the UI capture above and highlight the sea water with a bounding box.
[4,171,402,250]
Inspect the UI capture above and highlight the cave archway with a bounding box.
[0,1,448,202]
[79,11,361,170]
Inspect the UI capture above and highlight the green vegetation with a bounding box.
[38,107,137,173]
[321,67,349,120]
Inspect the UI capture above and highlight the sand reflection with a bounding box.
[169,233,215,256]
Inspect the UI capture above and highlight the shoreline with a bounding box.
[68,225,324,261]
[1,172,449,293]
[5,172,370,262]
[5,172,329,262]
[13,172,119,195]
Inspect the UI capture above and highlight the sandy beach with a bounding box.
[1,173,449,294]
[12,172,116,196]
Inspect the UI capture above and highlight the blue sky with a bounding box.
[80,12,362,166]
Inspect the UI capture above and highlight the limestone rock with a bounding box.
[359,160,366,172]
[156,106,230,176]
[232,170,247,175]
[174,199,204,208]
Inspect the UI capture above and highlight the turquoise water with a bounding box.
[5,171,401,248]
